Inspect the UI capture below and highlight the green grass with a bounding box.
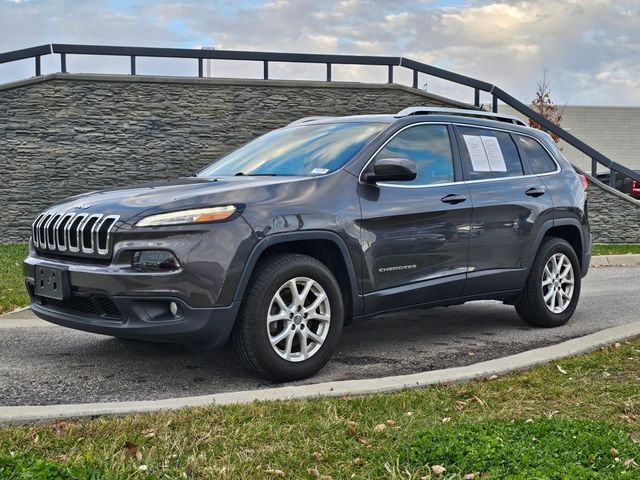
[592,244,640,256]
[0,243,28,314]
[1,339,639,479]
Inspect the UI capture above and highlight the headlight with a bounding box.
[136,206,237,227]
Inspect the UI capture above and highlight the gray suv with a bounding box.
[24,107,591,381]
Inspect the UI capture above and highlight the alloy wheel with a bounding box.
[541,252,575,314]
[266,277,331,362]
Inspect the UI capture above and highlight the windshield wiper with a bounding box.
[234,172,278,176]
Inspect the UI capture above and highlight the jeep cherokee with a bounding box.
[24,107,591,381]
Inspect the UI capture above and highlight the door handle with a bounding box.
[441,194,467,204]
[525,187,546,197]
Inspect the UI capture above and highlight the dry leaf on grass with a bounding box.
[120,441,139,457]
[353,458,366,466]
[373,423,387,432]
[611,448,620,458]
[313,451,323,461]
[431,465,446,475]
[265,468,285,477]
[556,365,568,375]
[308,467,320,477]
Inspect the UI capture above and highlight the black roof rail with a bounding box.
[396,107,527,126]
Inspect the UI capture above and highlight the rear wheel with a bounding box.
[516,237,581,327]
[231,253,344,381]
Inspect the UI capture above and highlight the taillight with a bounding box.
[579,175,588,190]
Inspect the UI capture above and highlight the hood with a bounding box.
[46,176,306,223]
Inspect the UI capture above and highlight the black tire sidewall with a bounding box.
[242,255,344,381]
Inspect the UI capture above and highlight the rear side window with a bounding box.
[457,127,523,180]
[374,124,454,186]
[516,135,558,174]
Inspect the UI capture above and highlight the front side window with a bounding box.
[374,124,455,186]
[198,122,387,177]
[458,126,523,180]
[516,135,558,174]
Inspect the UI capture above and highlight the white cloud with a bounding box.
[0,0,638,105]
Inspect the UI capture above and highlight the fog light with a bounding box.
[132,250,180,271]
[169,301,179,316]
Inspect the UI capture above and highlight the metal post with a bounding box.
[130,56,136,75]
[263,60,269,80]
[387,65,393,84]
[326,63,332,82]
[591,158,598,178]
[492,95,498,113]
[35,55,41,76]
[198,58,203,78]
[474,88,480,108]
[609,170,616,188]
[412,70,418,89]
[61,53,67,73]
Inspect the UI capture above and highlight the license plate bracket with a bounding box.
[35,266,70,301]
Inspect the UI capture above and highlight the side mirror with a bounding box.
[363,158,417,183]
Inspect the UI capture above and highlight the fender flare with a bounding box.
[232,231,362,316]
[528,218,586,273]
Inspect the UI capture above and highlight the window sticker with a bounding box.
[480,136,507,172]
[463,134,507,173]
[463,135,490,171]
[311,167,329,175]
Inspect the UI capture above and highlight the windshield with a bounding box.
[197,122,387,177]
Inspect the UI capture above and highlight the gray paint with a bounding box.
[1,73,638,244]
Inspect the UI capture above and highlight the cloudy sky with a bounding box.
[1,0,639,106]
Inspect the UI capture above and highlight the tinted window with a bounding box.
[374,124,454,186]
[198,122,387,177]
[516,135,557,174]
[458,127,523,180]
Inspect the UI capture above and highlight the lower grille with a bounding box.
[38,294,122,321]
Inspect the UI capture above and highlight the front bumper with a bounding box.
[24,254,240,349]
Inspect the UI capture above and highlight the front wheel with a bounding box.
[231,253,344,381]
[516,237,581,328]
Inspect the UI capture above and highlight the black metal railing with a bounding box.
[1,43,638,187]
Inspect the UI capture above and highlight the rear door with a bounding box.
[453,124,554,295]
[358,123,473,313]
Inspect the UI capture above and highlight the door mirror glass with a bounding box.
[363,158,417,183]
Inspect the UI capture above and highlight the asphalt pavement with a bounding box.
[1,265,637,406]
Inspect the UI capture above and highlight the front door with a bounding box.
[358,123,472,314]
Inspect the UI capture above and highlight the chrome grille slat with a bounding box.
[55,213,74,251]
[46,214,61,250]
[31,210,119,257]
[81,214,102,253]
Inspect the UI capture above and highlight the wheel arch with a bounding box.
[531,218,586,274]
[232,231,362,320]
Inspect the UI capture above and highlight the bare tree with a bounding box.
[529,72,563,143]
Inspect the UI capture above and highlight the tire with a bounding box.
[516,237,581,328]
[231,253,344,382]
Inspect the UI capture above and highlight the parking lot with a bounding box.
[0,265,637,406]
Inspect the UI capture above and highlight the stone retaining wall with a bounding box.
[1,74,460,242]
[1,73,638,243]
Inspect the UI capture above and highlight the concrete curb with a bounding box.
[590,253,640,266]
[2,321,639,426]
